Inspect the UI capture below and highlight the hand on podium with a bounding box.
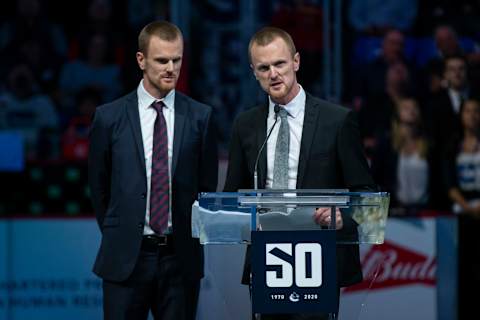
[313,207,343,229]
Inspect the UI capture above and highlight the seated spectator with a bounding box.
[58,32,122,112]
[371,98,431,212]
[0,64,59,160]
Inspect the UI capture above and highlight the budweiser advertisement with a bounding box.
[339,217,457,320]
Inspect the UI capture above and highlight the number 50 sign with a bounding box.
[252,230,338,314]
[266,243,323,288]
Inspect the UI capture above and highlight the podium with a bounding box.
[193,189,389,318]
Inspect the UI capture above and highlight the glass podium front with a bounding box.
[193,190,389,244]
[193,190,389,319]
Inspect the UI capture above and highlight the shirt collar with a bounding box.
[448,86,468,98]
[137,79,175,111]
[268,84,305,119]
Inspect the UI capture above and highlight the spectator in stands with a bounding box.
[69,0,126,64]
[0,0,67,57]
[424,25,480,94]
[443,98,480,319]
[444,99,480,214]
[15,36,61,94]
[58,32,122,112]
[0,0,67,90]
[352,30,416,113]
[435,25,463,58]
[61,88,101,161]
[358,61,413,152]
[371,98,431,213]
[428,55,473,209]
[0,64,59,160]
[424,25,464,95]
[428,55,471,148]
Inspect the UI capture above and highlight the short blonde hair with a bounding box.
[248,27,296,62]
[138,21,183,55]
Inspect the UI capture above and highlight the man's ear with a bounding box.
[293,52,300,72]
[136,52,145,71]
[251,64,258,79]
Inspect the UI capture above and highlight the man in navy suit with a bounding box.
[224,27,376,319]
[88,21,218,320]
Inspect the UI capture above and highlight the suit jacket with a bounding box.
[224,92,376,287]
[426,89,463,209]
[88,90,218,282]
[428,89,462,149]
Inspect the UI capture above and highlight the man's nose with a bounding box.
[166,60,174,72]
[269,66,279,78]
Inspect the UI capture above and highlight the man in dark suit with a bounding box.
[88,21,218,320]
[427,55,471,209]
[224,27,376,319]
[429,55,470,147]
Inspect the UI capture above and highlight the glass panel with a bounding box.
[193,191,389,245]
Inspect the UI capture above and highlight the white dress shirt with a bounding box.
[448,88,464,114]
[137,80,175,235]
[265,85,306,189]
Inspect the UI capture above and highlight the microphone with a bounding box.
[254,105,281,190]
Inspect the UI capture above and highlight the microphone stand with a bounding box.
[253,105,280,190]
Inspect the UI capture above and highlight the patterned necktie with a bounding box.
[272,106,289,189]
[149,100,169,234]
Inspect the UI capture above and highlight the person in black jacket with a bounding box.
[224,26,376,320]
[88,21,218,320]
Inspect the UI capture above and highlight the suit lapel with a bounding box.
[255,105,269,189]
[297,94,320,188]
[172,93,186,176]
[125,91,146,172]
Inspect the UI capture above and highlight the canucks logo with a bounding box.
[289,292,300,302]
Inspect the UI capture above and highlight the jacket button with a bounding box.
[141,193,146,199]
[138,223,144,228]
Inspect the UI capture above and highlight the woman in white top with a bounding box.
[445,99,480,214]
[372,98,430,213]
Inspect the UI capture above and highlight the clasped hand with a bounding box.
[313,207,343,229]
